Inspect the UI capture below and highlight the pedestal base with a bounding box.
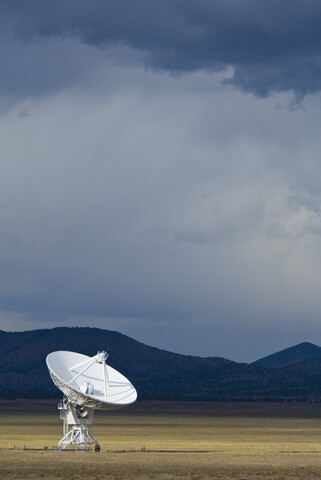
[57,399,100,451]
[58,424,99,450]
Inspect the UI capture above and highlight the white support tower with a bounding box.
[57,397,100,451]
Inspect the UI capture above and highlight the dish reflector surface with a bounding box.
[46,351,137,410]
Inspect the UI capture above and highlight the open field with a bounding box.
[1,401,321,479]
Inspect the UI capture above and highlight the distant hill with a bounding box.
[203,357,234,367]
[286,357,321,375]
[1,328,321,401]
[252,342,321,369]
[0,327,237,400]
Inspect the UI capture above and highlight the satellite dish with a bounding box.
[46,350,137,450]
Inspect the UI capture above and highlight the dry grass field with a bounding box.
[1,400,321,479]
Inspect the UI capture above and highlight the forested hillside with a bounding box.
[1,328,321,401]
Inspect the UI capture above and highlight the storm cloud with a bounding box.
[2,0,321,98]
[1,1,321,361]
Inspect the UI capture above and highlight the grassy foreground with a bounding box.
[1,400,321,479]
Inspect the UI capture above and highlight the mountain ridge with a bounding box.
[0,328,321,401]
[252,342,321,369]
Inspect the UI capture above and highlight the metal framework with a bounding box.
[57,397,100,451]
[54,352,116,450]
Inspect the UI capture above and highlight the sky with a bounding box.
[2,0,321,362]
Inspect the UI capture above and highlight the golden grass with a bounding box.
[1,401,321,479]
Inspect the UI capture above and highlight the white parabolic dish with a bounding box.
[46,351,137,410]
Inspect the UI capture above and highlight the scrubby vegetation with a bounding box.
[1,401,321,479]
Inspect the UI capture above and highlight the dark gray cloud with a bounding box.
[1,72,321,361]
[2,0,321,98]
[2,2,321,361]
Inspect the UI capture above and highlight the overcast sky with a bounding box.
[2,0,321,362]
